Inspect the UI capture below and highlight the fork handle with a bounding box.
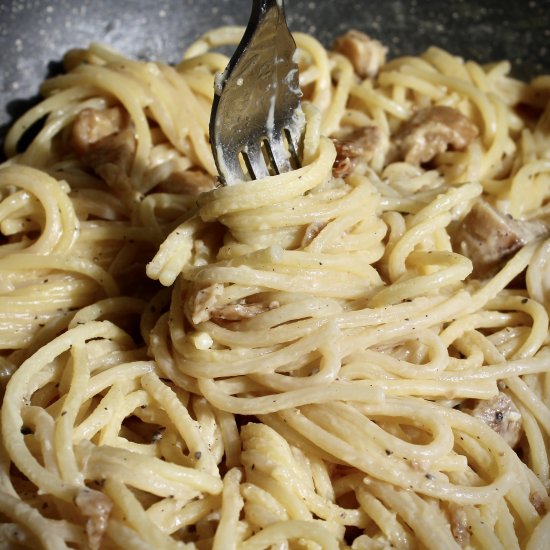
[252,0,285,15]
[249,0,287,32]
[218,0,291,93]
[253,0,285,13]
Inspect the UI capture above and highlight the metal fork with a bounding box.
[209,0,305,185]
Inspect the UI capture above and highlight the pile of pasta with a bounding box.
[1,25,550,549]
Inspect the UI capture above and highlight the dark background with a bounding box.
[1,0,549,151]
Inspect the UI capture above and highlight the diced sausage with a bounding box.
[75,488,112,550]
[192,284,278,324]
[72,107,129,155]
[72,107,139,203]
[72,106,135,183]
[332,126,385,177]
[461,392,523,448]
[82,128,136,187]
[332,30,387,79]
[394,106,478,164]
[158,169,217,195]
[529,492,547,516]
[208,302,277,321]
[453,199,548,278]
[301,220,328,247]
[448,504,470,546]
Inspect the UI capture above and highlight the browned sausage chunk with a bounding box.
[332,126,385,177]
[394,106,478,164]
[332,30,387,79]
[453,199,548,278]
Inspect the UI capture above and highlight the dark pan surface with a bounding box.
[1,0,549,151]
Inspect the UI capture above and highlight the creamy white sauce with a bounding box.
[266,91,277,138]
[214,70,228,96]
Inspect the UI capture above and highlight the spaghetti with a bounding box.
[1,24,550,549]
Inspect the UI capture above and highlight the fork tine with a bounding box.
[218,148,247,183]
[243,144,270,180]
[265,134,292,175]
[284,127,302,169]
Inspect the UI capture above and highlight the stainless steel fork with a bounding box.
[209,0,305,185]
